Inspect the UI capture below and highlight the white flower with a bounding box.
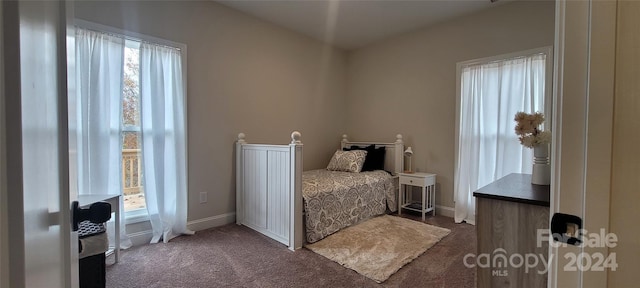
[514,111,551,148]
[536,130,552,145]
[519,135,537,148]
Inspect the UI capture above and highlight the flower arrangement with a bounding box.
[514,112,551,148]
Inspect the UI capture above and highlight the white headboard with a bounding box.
[340,134,404,175]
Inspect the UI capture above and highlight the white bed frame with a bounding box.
[236,131,404,250]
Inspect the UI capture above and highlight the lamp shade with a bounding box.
[404,146,413,156]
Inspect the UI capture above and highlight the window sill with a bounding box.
[124,208,149,225]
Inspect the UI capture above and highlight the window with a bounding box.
[122,40,145,213]
[75,22,191,242]
[454,47,552,224]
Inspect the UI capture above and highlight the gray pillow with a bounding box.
[326,150,368,173]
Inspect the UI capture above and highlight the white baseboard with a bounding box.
[123,212,236,247]
[128,230,154,247]
[187,212,236,232]
[436,205,455,218]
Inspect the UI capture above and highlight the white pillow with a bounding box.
[326,150,368,173]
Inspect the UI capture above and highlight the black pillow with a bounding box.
[343,144,386,171]
[342,146,365,152]
[363,145,386,171]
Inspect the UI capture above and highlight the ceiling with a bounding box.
[216,0,507,50]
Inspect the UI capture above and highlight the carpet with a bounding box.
[305,214,451,283]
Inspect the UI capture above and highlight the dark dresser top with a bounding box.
[473,173,550,207]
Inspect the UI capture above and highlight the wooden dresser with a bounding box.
[473,173,550,288]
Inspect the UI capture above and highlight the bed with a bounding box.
[235,132,404,250]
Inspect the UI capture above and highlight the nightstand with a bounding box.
[398,172,436,221]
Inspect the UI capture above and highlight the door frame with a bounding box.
[549,0,617,287]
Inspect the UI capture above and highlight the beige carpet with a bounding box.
[305,214,451,283]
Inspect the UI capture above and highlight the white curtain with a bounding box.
[454,53,547,224]
[139,43,193,243]
[75,28,132,248]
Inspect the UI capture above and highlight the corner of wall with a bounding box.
[0,1,8,283]
[187,212,236,232]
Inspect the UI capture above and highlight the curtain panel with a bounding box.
[75,27,132,249]
[454,53,547,224]
[139,43,192,243]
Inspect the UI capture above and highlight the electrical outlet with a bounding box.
[199,191,207,204]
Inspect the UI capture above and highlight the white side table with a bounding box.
[398,172,436,221]
[78,194,121,263]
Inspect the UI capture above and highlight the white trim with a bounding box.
[548,1,566,286]
[186,212,236,232]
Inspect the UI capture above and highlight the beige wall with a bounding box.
[609,0,640,285]
[344,1,555,210]
[74,1,348,221]
[73,0,557,225]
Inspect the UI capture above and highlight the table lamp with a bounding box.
[404,146,413,173]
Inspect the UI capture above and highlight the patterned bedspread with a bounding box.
[302,169,397,243]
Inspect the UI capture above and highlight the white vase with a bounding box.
[532,144,551,185]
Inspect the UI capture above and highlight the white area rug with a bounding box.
[305,215,451,283]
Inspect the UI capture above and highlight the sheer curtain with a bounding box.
[139,43,193,243]
[75,28,132,248]
[454,53,547,224]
